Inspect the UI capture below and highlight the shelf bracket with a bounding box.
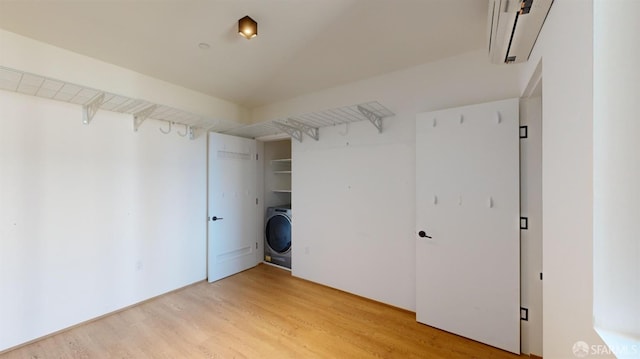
[273,121,303,143]
[357,105,383,133]
[82,92,105,125]
[132,105,157,132]
[177,124,196,140]
[286,118,319,141]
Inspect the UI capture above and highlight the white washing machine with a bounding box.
[264,205,292,269]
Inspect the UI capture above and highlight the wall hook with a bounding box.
[177,124,189,137]
[159,121,172,134]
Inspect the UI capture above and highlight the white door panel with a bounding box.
[208,132,258,282]
[416,99,520,354]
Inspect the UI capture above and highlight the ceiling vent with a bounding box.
[487,0,554,64]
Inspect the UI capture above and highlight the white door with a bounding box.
[415,99,520,354]
[208,132,258,282]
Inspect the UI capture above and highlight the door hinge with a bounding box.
[540,272,543,280]
[520,307,529,321]
[256,242,258,249]
[520,126,528,139]
[256,198,259,205]
[256,153,259,160]
[520,217,528,230]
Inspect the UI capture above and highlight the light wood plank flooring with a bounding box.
[1,264,522,358]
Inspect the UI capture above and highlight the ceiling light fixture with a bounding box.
[238,15,257,39]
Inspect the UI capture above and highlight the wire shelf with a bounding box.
[222,121,284,139]
[226,101,394,140]
[0,66,216,129]
[1,66,394,141]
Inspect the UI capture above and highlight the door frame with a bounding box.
[519,59,544,357]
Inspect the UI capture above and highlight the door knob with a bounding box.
[211,216,224,221]
[418,230,432,239]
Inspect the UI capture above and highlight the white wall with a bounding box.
[254,49,522,311]
[292,118,416,309]
[0,29,249,123]
[0,91,207,351]
[593,0,640,351]
[252,50,522,126]
[520,0,610,357]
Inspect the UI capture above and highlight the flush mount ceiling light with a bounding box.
[238,15,257,39]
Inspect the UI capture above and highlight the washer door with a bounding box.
[266,214,291,253]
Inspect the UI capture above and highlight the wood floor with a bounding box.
[1,264,522,358]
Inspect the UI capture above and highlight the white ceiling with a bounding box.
[0,0,488,109]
